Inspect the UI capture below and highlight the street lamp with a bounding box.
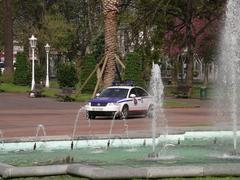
[45,43,50,88]
[29,35,37,91]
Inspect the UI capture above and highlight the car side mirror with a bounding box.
[130,94,136,98]
[96,93,100,97]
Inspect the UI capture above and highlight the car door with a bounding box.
[135,88,149,111]
[128,88,141,112]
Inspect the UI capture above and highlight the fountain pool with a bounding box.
[1,131,240,178]
[1,131,240,166]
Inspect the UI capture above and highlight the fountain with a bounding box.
[148,62,168,157]
[71,107,84,149]
[0,130,4,148]
[33,124,47,150]
[2,0,240,179]
[71,107,94,149]
[215,0,240,154]
[107,111,119,149]
[107,111,134,151]
[35,124,47,138]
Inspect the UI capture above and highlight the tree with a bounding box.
[37,13,76,55]
[102,0,119,87]
[162,0,225,89]
[127,0,225,83]
[133,0,225,91]
[3,0,13,78]
[195,19,220,86]
[0,1,3,50]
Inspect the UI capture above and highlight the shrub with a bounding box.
[80,54,97,93]
[124,52,143,87]
[56,62,78,88]
[13,53,30,85]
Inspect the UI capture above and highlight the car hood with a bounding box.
[89,97,123,103]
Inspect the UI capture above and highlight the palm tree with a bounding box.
[102,0,119,87]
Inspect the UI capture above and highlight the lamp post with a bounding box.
[45,43,50,88]
[29,35,37,91]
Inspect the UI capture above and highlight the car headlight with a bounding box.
[107,102,119,106]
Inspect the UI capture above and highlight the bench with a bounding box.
[175,85,192,98]
[56,87,75,102]
[30,84,43,97]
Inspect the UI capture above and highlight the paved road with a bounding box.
[0,93,216,140]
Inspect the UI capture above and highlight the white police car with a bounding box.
[85,82,153,119]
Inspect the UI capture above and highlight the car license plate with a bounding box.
[92,107,103,111]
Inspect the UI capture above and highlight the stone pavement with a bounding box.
[0,93,216,140]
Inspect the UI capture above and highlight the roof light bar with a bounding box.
[112,81,134,86]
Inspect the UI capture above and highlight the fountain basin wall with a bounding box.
[1,131,237,151]
[1,163,240,179]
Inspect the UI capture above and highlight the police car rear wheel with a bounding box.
[121,105,129,119]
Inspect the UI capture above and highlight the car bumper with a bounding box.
[85,105,121,113]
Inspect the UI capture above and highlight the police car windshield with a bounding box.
[99,88,128,98]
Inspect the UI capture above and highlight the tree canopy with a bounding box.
[0,0,226,90]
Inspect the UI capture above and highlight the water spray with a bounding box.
[33,124,47,150]
[214,137,217,144]
[71,107,86,149]
[107,140,110,149]
[216,0,240,154]
[178,138,181,145]
[143,139,146,146]
[33,142,36,150]
[0,129,4,146]
[70,141,74,150]
[107,111,119,149]
[149,63,165,157]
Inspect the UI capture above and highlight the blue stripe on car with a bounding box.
[89,97,122,104]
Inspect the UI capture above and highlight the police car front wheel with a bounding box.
[87,112,96,119]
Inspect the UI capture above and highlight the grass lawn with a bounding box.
[164,84,214,99]
[0,83,29,93]
[42,87,61,97]
[0,82,205,107]
[0,83,92,102]
[163,98,199,108]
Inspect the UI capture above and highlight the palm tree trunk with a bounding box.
[102,0,119,87]
[3,0,13,77]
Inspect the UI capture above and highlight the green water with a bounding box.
[1,137,240,167]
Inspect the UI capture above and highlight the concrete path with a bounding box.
[0,93,216,140]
